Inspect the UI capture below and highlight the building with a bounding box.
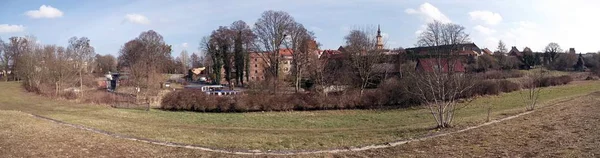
[508,46,522,57]
[405,43,481,57]
[415,58,466,73]
[247,40,320,83]
[376,25,384,50]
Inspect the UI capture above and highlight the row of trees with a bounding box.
[0,36,95,97]
[472,41,583,72]
[201,11,318,93]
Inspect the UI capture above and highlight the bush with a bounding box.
[482,70,524,79]
[537,75,573,87]
[470,80,500,96]
[498,80,521,93]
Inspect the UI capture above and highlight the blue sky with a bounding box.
[1,0,599,56]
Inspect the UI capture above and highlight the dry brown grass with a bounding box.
[324,92,600,157]
[0,110,233,157]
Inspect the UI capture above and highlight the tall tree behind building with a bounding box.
[253,10,296,93]
[118,30,172,90]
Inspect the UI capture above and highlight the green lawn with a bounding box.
[0,81,599,150]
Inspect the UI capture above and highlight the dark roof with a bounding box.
[508,46,522,57]
[405,43,480,55]
[482,48,493,55]
[416,58,466,73]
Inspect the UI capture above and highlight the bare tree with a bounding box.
[179,50,189,73]
[200,36,221,84]
[282,22,315,92]
[190,53,203,68]
[0,38,5,81]
[496,40,508,54]
[544,42,562,65]
[406,21,474,128]
[4,36,29,81]
[53,46,77,95]
[523,67,547,111]
[68,36,95,96]
[118,30,172,90]
[13,36,41,91]
[343,27,386,96]
[253,10,296,93]
[95,54,117,74]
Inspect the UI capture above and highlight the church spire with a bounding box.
[376,24,383,50]
[377,25,382,37]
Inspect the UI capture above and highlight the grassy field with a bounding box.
[0,80,599,151]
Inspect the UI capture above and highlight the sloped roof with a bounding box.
[508,46,522,57]
[405,43,481,55]
[482,48,493,55]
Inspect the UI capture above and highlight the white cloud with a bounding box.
[124,14,150,25]
[469,10,502,25]
[25,5,63,19]
[181,43,188,48]
[405,2,451,23]
[473,25,496,35]
[0,24,25,33]
[406,3,451,37]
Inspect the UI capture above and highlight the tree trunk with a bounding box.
[80,68,84,98]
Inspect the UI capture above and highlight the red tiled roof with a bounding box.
[416,58,466,73]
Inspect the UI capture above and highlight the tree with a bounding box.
[52,46,77,95]
[417,20,470,47]
[68,37,95,96]
[95,54,117,74]
[343,27,386,96]
[13,36,43,91]
[521,47,535,69]
[179,50,189,73]
[496,40,507,54]
[201,36,221,84]
[253,10,296,93]
[118,30,172,90]
[230,20,254,87]
[524,67,546,111]
[283,22,315,92]
[552,52,577,71]
[544,42,562,65]
[190,53,203,68]
[475,54,498,72]
[407,21,475,128]
[3,37,29,81]
[0,38,5,81]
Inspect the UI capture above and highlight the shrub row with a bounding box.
[160,89,377,112]
[160,75,573,112]
[482,70,524,80]
[466,79,522,97]
[536,75,573,87]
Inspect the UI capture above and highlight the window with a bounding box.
[255,64,257,67]
[255,58,257,62]
[251,77,254,80]
[255,70,258,74]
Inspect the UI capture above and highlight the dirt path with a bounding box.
[327,92,600,158]
[1,92,599,157]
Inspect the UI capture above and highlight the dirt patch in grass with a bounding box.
[326,92,600,157]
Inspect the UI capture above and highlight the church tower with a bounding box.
[376,25,383,50]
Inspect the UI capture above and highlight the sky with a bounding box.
[1,0,599,56]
